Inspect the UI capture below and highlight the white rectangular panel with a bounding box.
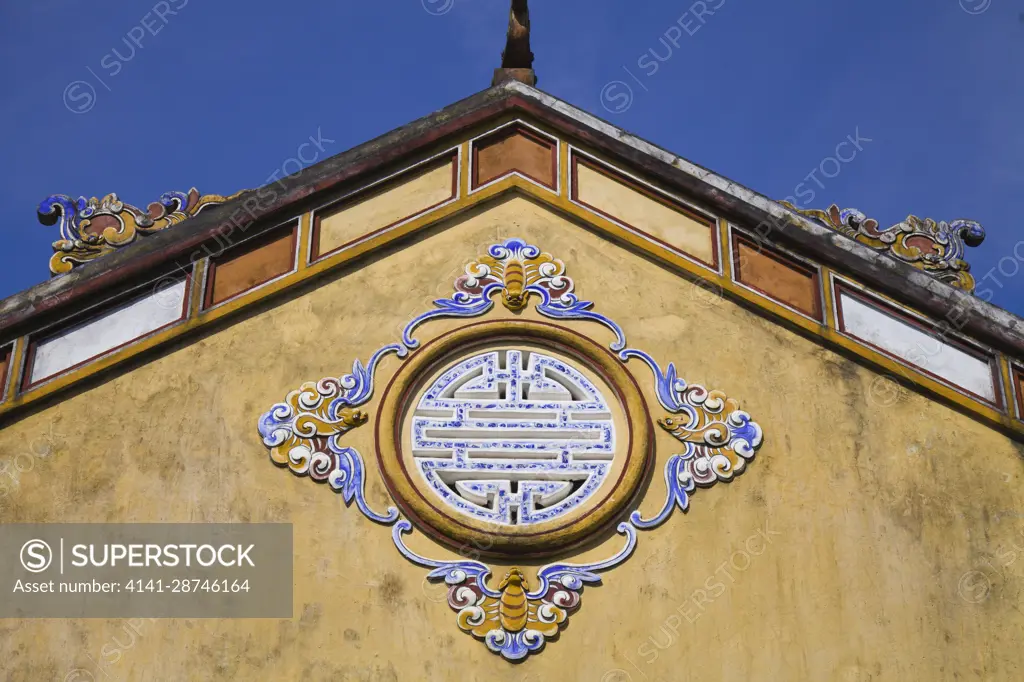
[838,290,996,402]
[30,279,187,384]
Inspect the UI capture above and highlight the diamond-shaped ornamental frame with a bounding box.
[257,238,764,661]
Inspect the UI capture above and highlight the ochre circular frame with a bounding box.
[375,319,653,558]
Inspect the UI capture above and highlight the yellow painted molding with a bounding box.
[3,337,25,403]
[295,211,311,273]
[458,141,472,198]
[999,355,1018,420]
[189,259,207,318]
[820,265,838,331]
[558,136,569,198]
[718,218,733,282]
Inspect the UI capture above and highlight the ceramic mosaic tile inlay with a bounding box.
[257,238,764,661]
[412,348,615,526]
[38,188,245,275]
[780,201,985,292]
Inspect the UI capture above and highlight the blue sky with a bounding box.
[2,0,1022,314]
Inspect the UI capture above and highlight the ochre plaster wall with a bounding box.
[2,195,1023,681]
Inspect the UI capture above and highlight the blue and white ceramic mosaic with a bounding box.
[257,237,765,661]
[411,349,615,526]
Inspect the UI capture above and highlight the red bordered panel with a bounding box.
[203,220,299,310]
[310,151,459,263]
[471,123,558,190]
[570,152,720,271]
[730,229,824,322]
[833,280,1002,408]
[21,273,192,392]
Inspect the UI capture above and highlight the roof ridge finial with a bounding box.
[492,0,536,87]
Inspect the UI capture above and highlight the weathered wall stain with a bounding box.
[0,196,1021,680]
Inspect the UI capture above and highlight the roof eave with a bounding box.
[4,80,1022,357]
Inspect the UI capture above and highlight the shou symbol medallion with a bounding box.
[257,238,764,661]
[412,348,615,526]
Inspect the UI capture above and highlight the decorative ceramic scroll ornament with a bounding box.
[257,238,764,660]
[38,188,245,275]
[780,201,985,292]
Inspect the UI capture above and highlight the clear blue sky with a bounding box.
[2,0,1022,314]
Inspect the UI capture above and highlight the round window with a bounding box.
[375,320,652,558]
[411,346,616,526]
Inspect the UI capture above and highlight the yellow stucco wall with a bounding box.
[2,194,1023,681]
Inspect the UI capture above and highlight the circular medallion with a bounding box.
[375,320,653,558]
